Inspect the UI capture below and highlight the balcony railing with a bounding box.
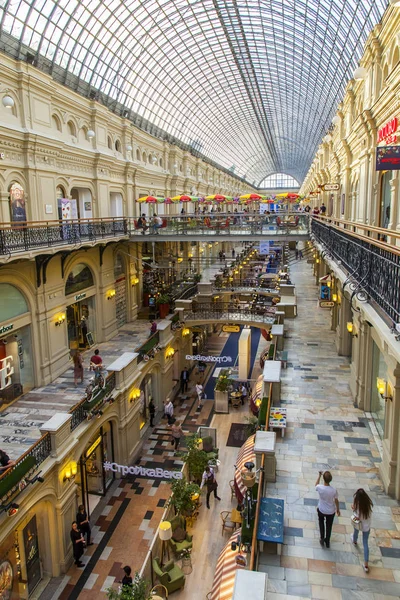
[311,217,400,324]
[184,302,276,325]
[0,432,52,502]
[0,217,128,256]
[70,371,116,431]
[136,331,160,364]
[129,213,310,237]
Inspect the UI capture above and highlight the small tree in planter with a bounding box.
[156,293,171,319]
[106,572,149,600]
[181,434,209,484]
[169,476,201,515]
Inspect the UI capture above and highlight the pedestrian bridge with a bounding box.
[182,308,275,330]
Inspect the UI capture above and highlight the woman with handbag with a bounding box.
[351,488,373,573]
[171,422,184,451]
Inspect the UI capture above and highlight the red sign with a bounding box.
[377,117,398,145]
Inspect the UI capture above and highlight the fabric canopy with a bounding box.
[233,434,256,504]
[210,529,245,600]
[250,375,263,416]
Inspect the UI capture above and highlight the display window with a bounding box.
[79,422,114,515]
[139,374,153,431]
[66,296,96,350]
[379,170,392,231]
[370,340,387,439]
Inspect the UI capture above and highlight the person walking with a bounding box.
[73,351,84,386]
[171,421,184,451]
[195,381,204,410]
[120,565,133,587]
[164,398,174,424]
[351,488,373,573]
[200,466,221,509]
[315,470,340,548]
[180,367,189,393]
[240,383,248,405]
[76,504,92,546]
[232,248,235,258]
[149,398,155,427]
[70,521,85,567]
[149,320,157,337]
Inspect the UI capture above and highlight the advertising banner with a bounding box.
[23,516,41,595]
[376,146,400,171]
[259,241,270,255]
[9,183,27,223]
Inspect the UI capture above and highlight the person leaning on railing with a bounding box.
[0,449,16,473]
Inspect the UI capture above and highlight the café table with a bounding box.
[230,391,242,408]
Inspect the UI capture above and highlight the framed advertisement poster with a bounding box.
[23,516,41,595]
[376,146,400,170]
[9,183,27,223]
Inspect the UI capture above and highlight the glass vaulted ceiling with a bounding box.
[0,0,387,184]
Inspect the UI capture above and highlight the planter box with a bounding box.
[214,389,229,413]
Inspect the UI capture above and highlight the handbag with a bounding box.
[351,514,363,531]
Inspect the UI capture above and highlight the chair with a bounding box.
[152,557,185,594]
[229,480,236,500]
[220,511,236,535]
[169,515,193,554]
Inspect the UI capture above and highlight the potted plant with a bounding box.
[156,293,171,319]
[214,369,234,413]
[106,572,149,600]
[169,476,201,515]
[181,434,209,484]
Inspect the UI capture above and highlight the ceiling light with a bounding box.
[353,67,367,81]
[2,95,14,109]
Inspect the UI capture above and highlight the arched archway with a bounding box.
[65,263,96,350]
[114,253,127,327]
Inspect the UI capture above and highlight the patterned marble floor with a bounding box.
[257,254,400,600]
[0,322,150,460]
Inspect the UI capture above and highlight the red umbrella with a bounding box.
[164,197,173,204]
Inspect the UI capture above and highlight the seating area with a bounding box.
[170,515,193,554]
[152,557,186,594]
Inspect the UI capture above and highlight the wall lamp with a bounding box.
[130,388,141,403]
[377,378,393,402]
[63,462,78,482]
[131,277,139,286]
[346,322,358,337]
[332,293,338,303]
[55,314,66,326]
[107,290,116,300]
[2,93,15,109]
[165,347,175,359]
[182,328,190,337]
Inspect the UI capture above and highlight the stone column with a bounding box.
[352,318,371,410]
[381,363,400,498]
[336,294,352,357]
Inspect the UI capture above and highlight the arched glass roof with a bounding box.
[260,174,299,189]
[0,0,387,184]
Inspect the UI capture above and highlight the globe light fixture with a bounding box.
[2,95,15,109]
[87,129,95,139]
[353,66,367,80]
[332,115,341,126]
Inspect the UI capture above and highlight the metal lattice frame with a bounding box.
[0,0,387,184]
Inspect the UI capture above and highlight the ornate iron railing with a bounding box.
[70,371,116,431]
[0,432,52,501]
[0,217,128,256]
[136,331,160,364]
[311,218,400,324]
[184,303,276,325]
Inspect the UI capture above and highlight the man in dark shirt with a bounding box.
[90,349,102,369]
[0,449,15,472]
[180,367,189,393]
[320,203,327,215]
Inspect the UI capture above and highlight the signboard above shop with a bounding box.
[376,146,400,171]
[321,183,339,191]
[377,117,398,145]
[222,325,240,333]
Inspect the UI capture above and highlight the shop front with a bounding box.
[139,374,154,432]
[65,264,96,350]
[0,283,34,402]
[78,421,114,514]
[114,254,127,328]
[370,340,387,439]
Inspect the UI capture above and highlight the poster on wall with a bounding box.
[259,241,270,255]
[23,516,41,595]
[9,183,27,223]
[376,146,400,171]
[58,198,78,221]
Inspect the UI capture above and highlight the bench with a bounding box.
[279,350,288,368]
[257,497,284,554]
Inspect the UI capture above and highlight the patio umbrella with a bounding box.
[170,195,198,202]
[239,193,262,200]
[275,193,301,201]
[164,197,173,204]
[137,195,163,203]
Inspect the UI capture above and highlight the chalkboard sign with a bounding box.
[86,332,95,347]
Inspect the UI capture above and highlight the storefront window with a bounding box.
[79,422,114,513]
[0,284,28,321]
[67,296,96,350]
[139,375,153,430]
[65,264,94,296]
[379,171,392,229]
[370,341,387,439]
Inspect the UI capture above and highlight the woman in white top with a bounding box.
[315,471,340,548]
[195,382,204,410]
[351,488,373,573]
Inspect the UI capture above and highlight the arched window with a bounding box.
[115,139,121,152]
[67,120,76,137]
[159,157,163,168]
[142,152,147,162]
[114,253,125,278]
[259,173,300,188]
[0,283,29,321]
[136,149,140,160]
[56,186,66,199]
[65,264,94,296]
[52,114,62,131]
[392,46,399,70]
[148,154,153,164]
[107,136,113,149]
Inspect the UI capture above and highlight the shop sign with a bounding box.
[376,146,400,171]
[321,183,339,191]
[23,516,41,595]
[185,354,232,363]
[0,356,14,390]
[319,301,334,308]
[222,325,240,333]
[0,323,14,335]
[75,293,86,301]
[86,436,102,458]
[377,117,398,145]
[103,461,183,479]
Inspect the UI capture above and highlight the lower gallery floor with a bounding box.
[41,256,400,600]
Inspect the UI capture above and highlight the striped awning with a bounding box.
[233,435,256,504]
[210,529,245,600]
[250,374,263,415]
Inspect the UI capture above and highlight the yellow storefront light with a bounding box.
[346,322,353,333]
[332,293,338,303]
[376,377,386,396]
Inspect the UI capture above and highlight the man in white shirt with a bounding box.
[152,214,163,234]
[240,384,248,406]
[164,399,174,423]
[315,470,340,548]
